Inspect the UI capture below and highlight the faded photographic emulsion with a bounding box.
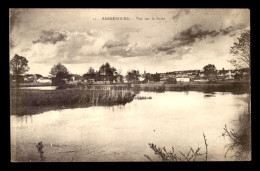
[10,8,251,162]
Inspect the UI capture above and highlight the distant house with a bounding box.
[114,75,124,84]
[23,74,42,83]
[194,79,208,82]
[160,76,168,81]
[176,77,191,82]
[83,73,96,83]
[138,77,146,84]
[86,79,95,84]
[225,71,234,80]
[95,81,110,84]
[23,75,35,82]
[199,73,205,79]
[37,77,52,83]
[70,74,83,83]
[217,70,234,80]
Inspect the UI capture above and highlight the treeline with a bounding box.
[10,53,250,88]
[47,62,146,85]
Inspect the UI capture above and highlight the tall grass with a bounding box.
[10,89,135,115]
[133,84,166,93]
[75,83,130,91]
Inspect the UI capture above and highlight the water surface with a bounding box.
[20,86,57,90]
[11,91,249,161]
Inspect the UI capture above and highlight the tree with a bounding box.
[50,63,69,77]
[144,73,151,82]
[87,67,95,75]
[218,68,227,80]
[203,64,217,80]
[229,30,250,69]
[83,67,96,81]
[10,54,30,88]
[230,30,250,115]
[150,73,160,82]
[99,62,117,83]
[99,62,116,76]
[49,63,69,85]
[83,67,96,83]
[125,70,141,84]
[35,74,43,79]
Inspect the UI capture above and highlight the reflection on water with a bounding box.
[11,91,249,162]
[204,92,216,98]
[20,86,57,90]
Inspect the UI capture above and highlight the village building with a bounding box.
[23,74,43,83]
[37,77,52,83]
[176,77,191,82]
[70,74,83,83]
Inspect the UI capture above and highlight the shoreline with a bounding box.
[10,81,250,116]
[133,81,250,94]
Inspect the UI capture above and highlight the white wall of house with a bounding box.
[194,79,208,82]
[37,78,52,83]
[176,77,190,82]
[95,81,110,84]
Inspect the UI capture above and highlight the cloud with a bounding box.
[27,29,148,64]
[100,28,144,57]
[154,24,219,55]
[22,30,104,64]
[207,40,215,44]
[9,38,15,49]
[33,30,68,44]
[109,46,152,57]
[102,39,129,49]
[9,9,25,34]
[174,24,219,44]
[219,23,247,36]
[21,47,31,52]
[86,29,100,37]
[172,9,190,20]
[103,39,152,57]
[56,32,96,60]
[154,24,246,56]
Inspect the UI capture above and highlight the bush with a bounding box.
[144,133,208,161]
[222,118,251,160]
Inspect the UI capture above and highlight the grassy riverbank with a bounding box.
[15,80,250,93]
[10,81,249,115]
[14,82,52,87]
[133,81,250,93]
[10,89,135,115]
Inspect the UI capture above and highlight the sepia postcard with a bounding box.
[10,8,251,162]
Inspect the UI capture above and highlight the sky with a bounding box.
[9,8,250,76]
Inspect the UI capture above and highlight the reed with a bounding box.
[133,84,166,93]
[10,89,135,115]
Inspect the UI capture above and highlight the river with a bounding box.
[10,91,249,162]
[20,86,57,90]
